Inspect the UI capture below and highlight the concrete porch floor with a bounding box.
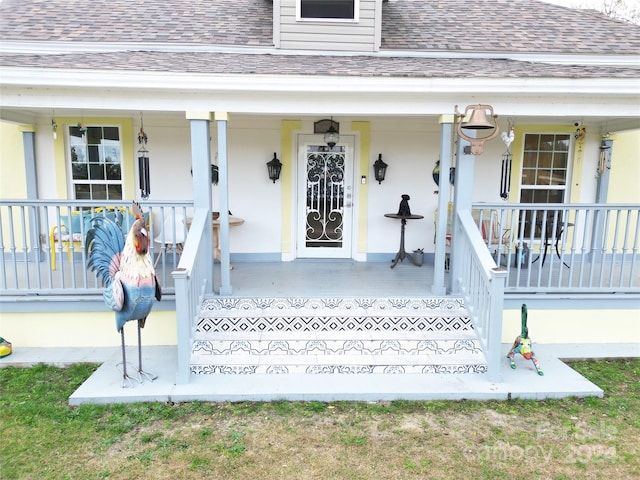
[2,343,638,405]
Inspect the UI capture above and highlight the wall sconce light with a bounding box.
[373,153,388,184]
[190,164,219,185]
[267,152,282,183]
[455,104,500,155]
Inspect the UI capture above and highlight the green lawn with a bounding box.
[1,360,638,480]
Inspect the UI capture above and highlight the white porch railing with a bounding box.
[0,200,192,295]
[472,203,640,293]
[452,209,507,382]
[173,208,210,384]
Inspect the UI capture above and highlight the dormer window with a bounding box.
[298,0,359,21]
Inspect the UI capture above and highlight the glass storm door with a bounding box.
[297,137,354,258]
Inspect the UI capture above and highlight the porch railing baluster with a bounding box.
[454,209,506,382]
[0,200,638,297]
[0,200,193,296]
[471,203,639,294]
[173,207,210,384]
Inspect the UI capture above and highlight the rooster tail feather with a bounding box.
[86,216,125,287]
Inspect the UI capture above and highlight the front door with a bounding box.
[297,135,354,258]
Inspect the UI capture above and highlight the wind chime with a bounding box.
[499,119,515,200]
[138,113,151,199]
[597,134,612,179]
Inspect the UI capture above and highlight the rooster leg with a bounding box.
[137,319,158,383]
[120,328,138,388]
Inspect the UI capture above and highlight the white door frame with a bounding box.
[296,134,356,259]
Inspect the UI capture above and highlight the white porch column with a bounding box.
[215,111,232,295]
[591,138,613,254]
[432,115,454,295]
[186,111,214,293]
[449,129,476,294]
[23,130,42,262]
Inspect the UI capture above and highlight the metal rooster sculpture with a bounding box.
[86,202,162,387]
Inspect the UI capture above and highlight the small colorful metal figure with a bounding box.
[507,304,543,375]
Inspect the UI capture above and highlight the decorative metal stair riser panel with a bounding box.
[191,297,487,375]
[192,338,482,356]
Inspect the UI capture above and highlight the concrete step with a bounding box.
[190,353,487,375]
[197,296,472,333]
[190,296,486,376]
[192,336,482,356]
[194,330,478,341]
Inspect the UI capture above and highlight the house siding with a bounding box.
[277,0,379,52]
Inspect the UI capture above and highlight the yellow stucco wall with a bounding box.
[607,129,640,204]
[280,120,302,255]
[0,122,29,199]
[1,122,31,251]
[0,311,177,347]
[1,307,637,348]
[352,121,370,255]
[502,308,639,344]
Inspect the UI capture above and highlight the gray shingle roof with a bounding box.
[1,1,638,81]
[0,0,273,46]
[1,0,639,55]
[1,50,638,78]
[381,0,640,54]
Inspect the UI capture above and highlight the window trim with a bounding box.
[67,124,125,201]
[296,0,360,23]
[517,131,574,238]
[518,132,572,197]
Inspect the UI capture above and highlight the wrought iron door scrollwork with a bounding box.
[305,150,345,247]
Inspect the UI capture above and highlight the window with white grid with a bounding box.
[68,125,123,200]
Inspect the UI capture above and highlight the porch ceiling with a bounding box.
[1,97,638,135]
[1,106,639,135]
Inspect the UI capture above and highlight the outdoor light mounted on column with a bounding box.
[373,154,388,184]
[455,104,500,155]
[267,152,282,183]
[432,160,455,186]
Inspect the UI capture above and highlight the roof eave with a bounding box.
[2,40,639,67]
[2,66,639,96]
